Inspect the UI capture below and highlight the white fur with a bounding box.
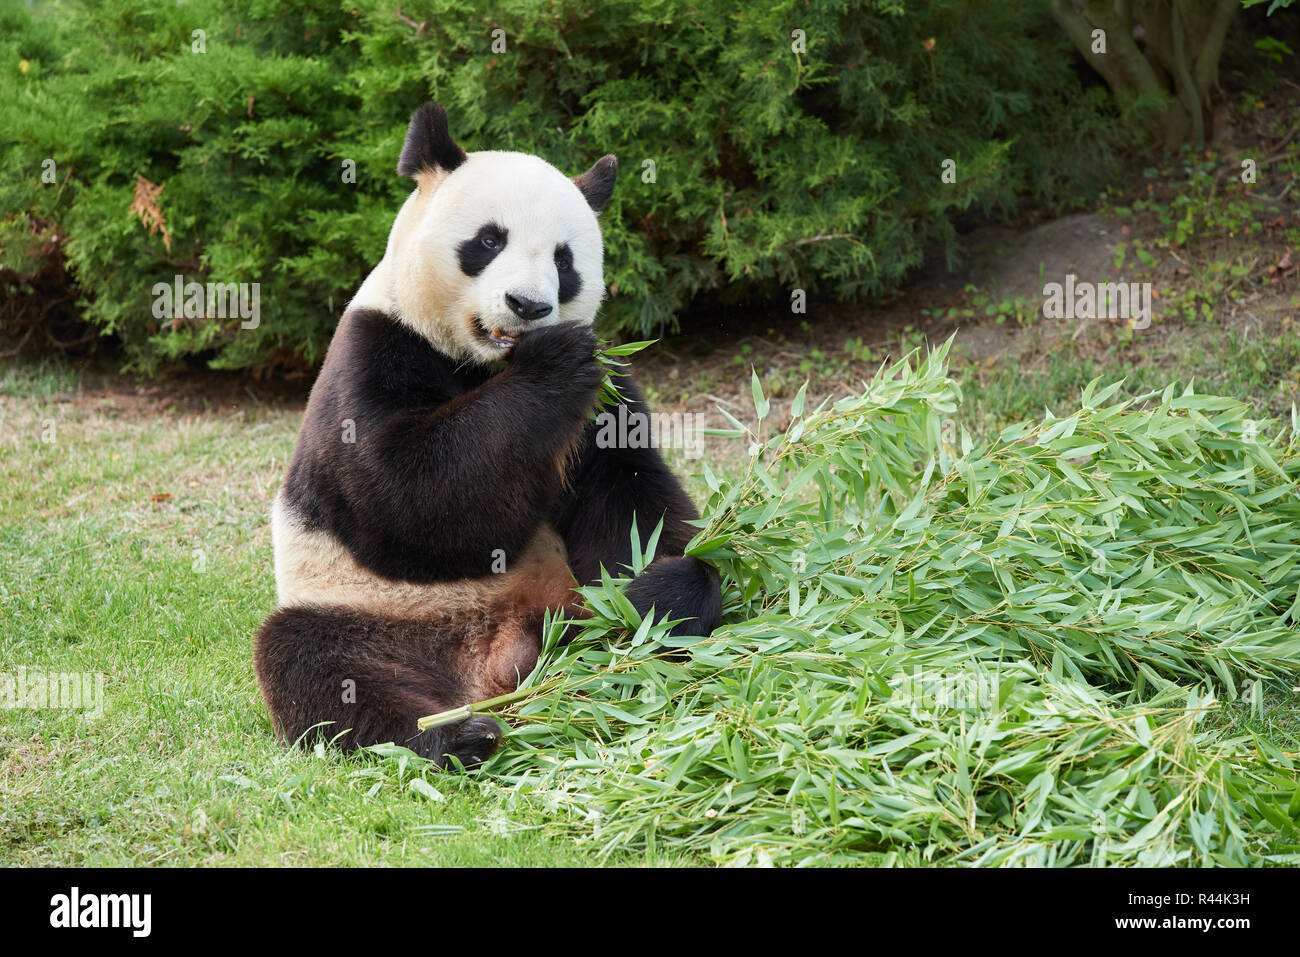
[350,150,605,364]
[271,493,573,615]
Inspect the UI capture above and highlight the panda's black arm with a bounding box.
[308,319,603,583]
[553,375,722,636]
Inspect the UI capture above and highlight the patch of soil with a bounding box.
[19,362,312,423]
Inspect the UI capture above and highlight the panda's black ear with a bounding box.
[397,102,468,181]
[573,155,617,214]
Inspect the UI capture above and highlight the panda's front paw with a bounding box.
[439,714,504,770]
[510,322,602,399]
[624,555,722,639]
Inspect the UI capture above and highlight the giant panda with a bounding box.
[254,102,721,768]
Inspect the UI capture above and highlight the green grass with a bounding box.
[0,380,643,866]
[955,322,1300,446]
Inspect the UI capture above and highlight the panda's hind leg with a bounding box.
[254,604,509,768]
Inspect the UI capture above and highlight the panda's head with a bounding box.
[379,102,616,365]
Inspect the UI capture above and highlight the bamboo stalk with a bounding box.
[416,678,565,730]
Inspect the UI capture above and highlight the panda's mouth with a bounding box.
[476,319,524,349]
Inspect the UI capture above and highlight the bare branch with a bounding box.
[791,233,862,247]
[394,4,427,35]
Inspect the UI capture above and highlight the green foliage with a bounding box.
[1109,148,1294,254]
[1103,144,1299,327]
[1243,0,1295,14]
[595,338,657,411]
[1,0,1118,372]
[927,285,1038,327]
[467,346,1300,865]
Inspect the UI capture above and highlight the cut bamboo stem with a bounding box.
[416,679,564,731]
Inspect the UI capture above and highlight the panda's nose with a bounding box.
[505,293,553,322]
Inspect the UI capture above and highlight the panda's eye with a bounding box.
[555,243,582,303]
[459,224,508,277]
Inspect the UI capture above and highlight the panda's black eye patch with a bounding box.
[457,223,507,277]
[556,243,582,304]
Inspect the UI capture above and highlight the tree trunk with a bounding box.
[1048,0,1239,151]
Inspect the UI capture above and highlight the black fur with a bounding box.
[553,374,722,634]
[573,155,617,214]
[556,243,582,304]
[623,556,722,636]
[256,604,510,768]
[280,310,600,582]
[397,102,468,179]
[261,309,721,763]
[456,222,507,277]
